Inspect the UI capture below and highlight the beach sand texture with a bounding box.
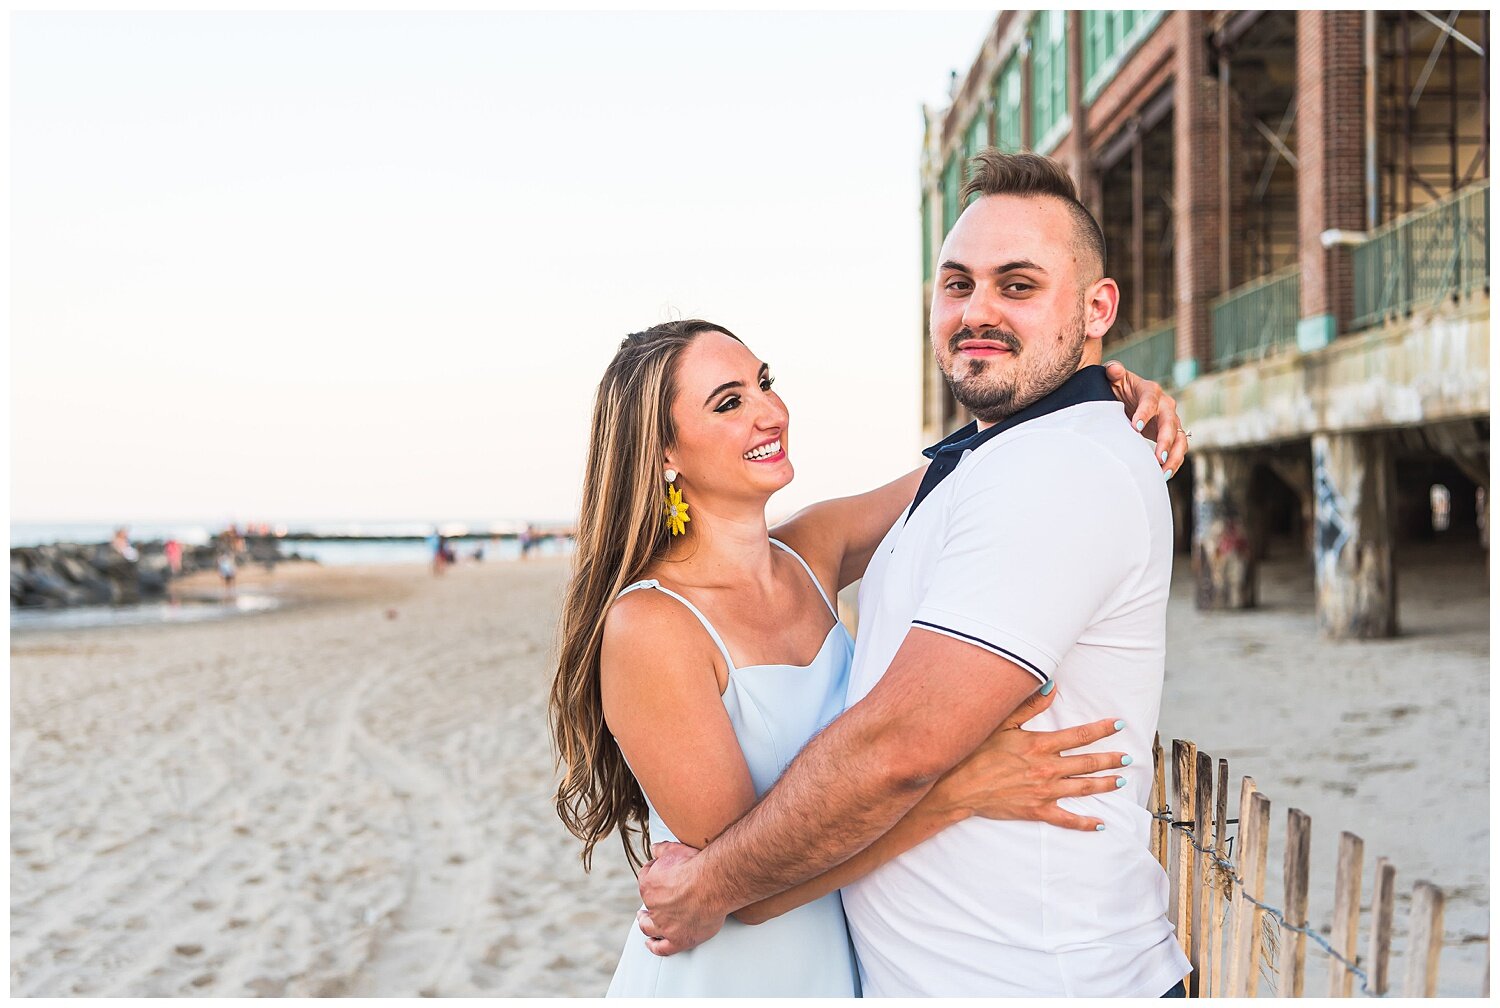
[11,560,639,997]
[10,543,1488,996]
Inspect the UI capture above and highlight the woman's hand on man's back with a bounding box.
[927,683,1130,833]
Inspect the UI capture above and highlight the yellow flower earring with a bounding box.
[664,469,690,536]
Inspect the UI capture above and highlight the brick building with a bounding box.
[918,10,1488,638]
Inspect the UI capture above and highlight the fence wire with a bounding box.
[1153,808,1382,998]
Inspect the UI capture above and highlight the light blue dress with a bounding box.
[605,539,862,997]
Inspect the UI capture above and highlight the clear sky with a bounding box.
[11,11,994,526]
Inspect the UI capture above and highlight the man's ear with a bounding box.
[1084,278,1120,340]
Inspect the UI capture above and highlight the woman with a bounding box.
[550,320,1187,996]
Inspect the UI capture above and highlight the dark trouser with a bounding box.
[1161,979,1187,997]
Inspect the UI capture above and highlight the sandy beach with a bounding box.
[10,543,1488,996]
[11,559,640,997]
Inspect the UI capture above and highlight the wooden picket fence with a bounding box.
[1150,735,1485,997]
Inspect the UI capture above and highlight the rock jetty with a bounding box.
[10,536,308,610]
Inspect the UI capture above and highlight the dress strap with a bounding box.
[769,539,839,620]
[617,579,737,673]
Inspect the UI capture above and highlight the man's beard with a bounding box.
[942,308,1087,423]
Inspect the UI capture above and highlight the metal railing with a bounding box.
[1352,180,1490,330]
[1105,318,1177,389]
[1211,265,1301,371]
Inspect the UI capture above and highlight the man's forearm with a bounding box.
[691,712,933,915]
[733,784,964,925]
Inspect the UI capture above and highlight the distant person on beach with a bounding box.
[164,538,183,576]
[217,550,237,593]
[519,524,536,560]
[111,527,138,563]
[550,170,1193,996]
[427,527,447,576]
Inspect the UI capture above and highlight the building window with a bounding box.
[942,154,962,231]
[994,56,1023,152]
[922,190,934,283]
[1082,10,1163,102]
[964,114,989,162]
[1030,11,1069,151]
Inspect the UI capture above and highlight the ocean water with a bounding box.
[9,592,281,631]
[282,535,573,566]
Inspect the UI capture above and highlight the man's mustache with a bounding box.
[949,328,1022,355]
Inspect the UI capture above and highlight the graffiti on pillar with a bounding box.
[1313,463,1351,563]
[1217,519,1249,558]
[1193,499,1218,539]
[1195,497,1249,558]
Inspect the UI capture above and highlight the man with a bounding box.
[636,149,1191,997]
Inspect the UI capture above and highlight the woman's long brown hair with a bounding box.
[549,320,740,870]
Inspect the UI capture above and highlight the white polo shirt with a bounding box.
[840,366,1191,997]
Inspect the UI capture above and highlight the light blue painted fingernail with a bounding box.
[1161,450,1169,463]
[1120,754,1133,766]
[1040,678,1056,696]
[1116,777,1128,788]
[1113,720,1126,731]
[1164,468,1174,481]
[1135,419,1145,431]
[1095,823,1107,832]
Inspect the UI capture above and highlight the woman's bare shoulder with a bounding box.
[600,584,720,685]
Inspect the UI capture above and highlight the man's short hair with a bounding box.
[959,149,1107,280]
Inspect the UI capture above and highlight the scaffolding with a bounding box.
[1376,10,1489,226]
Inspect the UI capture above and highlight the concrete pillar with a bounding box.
[1312,431,1397,638]
[1193,451,1257,609]
[1173,10,1225,385]
[1295,10,1366,351]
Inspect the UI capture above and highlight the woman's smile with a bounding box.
[743,438,785,463]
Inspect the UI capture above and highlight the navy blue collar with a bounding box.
[906,364,1116,521]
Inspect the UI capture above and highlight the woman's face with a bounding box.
[666,330,793,504]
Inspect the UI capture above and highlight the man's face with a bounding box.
[930,193,1103,424]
